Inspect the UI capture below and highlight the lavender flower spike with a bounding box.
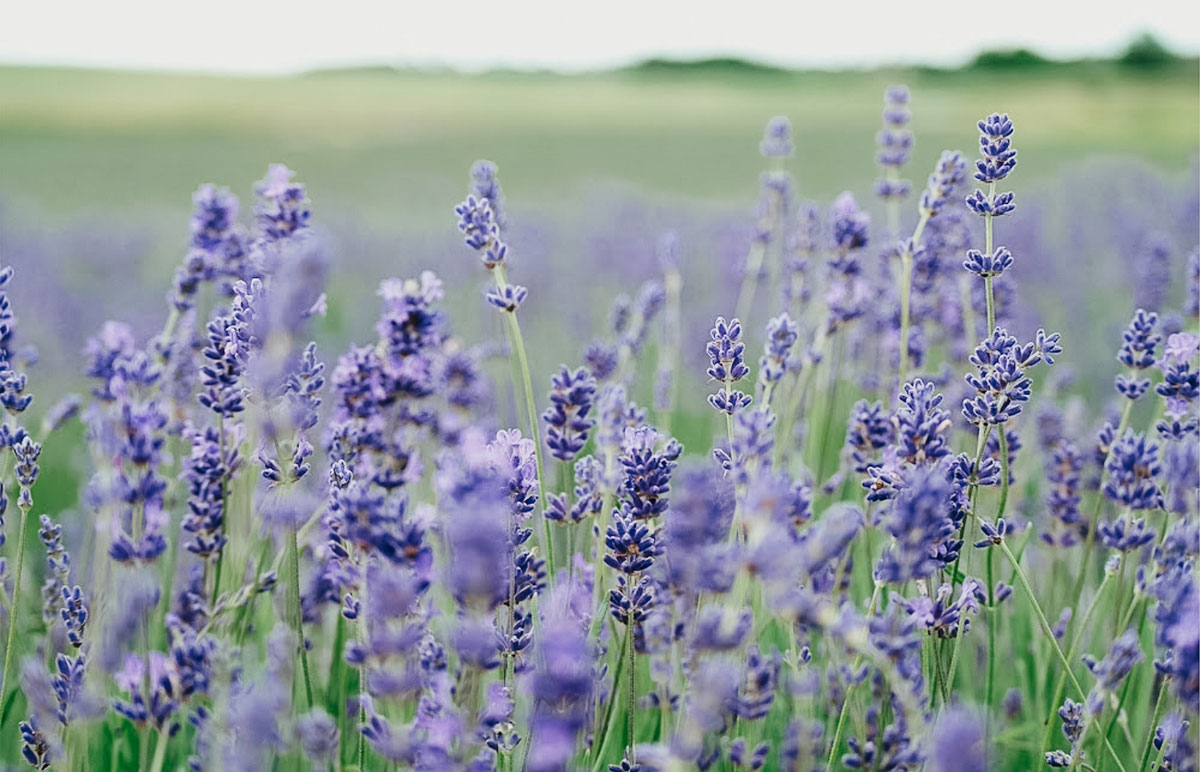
[707,316,752,415]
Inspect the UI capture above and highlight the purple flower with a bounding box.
[876,465,956,584]
[1082,628,1143,693]
[707,316,751,414]
[962,327,1060,427]
[760,116,794,159]
[254,164,310,242]
[875,86,913,202]
[526,580,594,772]
[471,160,508,233]
[919,151,968,216]
[485,284,528,313]
[542,365,596,462]
[894,379,952,466]
[1042,442,1086,547]
[962,245,1014,279]
[973,113,1017,184]
[295,708,339,763]
[928,708,986,772]
[1103,430,1164,510]
[758,313,798,391]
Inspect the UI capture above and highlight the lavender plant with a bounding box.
[0,94,1195,772]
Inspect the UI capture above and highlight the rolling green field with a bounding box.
[1,63,1196,232]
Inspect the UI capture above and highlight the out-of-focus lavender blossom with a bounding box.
[1042,441,1086,547]
[928,708,986,772]
[757,313,797,403]
[760,116,793,159]
[1082,628,1143,694]
[542,365,596,462]
[875,86,913,206]
[1153,712,1196,772]
[919,151,969,218]
[875,465,956,584]
[824,193,871,332]
[471,160,508,234]
[254,163,311,243]
[1133,233,1172,313]
[526,579,594,772]
[1186,247,1200,318]
[1148,561,1199,713]
[1102,430,1164,511]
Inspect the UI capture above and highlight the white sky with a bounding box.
[2,0,1198,74]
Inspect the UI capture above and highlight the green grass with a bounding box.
[1,63,1195,231]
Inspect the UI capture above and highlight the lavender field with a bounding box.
[0,63,1197,772]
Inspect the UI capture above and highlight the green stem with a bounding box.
[1066,399,1132,641]
[502,310,554,578]
[1041,570,1115,755]
[1138,676,1170,772]
[0,504,30,718]
[148,728,169,772]
[287,527,315,710]
[825,584,881,769]
[897,248,914,389]
[998,541,1129,772]
[896,211,930,390]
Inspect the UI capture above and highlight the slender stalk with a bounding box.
[824,583,881,769]
[1066,400,1132,640]
[896,212,931,391]
[1138,676,1170,772]
[627,601,637,764]
[148,728,169,772]
[1041,570,1115,755]
[998,540,1129,772]
[503,310,554,576]
[0,502,30,715]
[286,526,314,710]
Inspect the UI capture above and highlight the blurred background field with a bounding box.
[1,53,1198,424]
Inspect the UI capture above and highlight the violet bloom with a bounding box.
[1042,441,1086,547]
[171,184,241,311]
[875,465,956,584]
[1133,233,1171,313]
[965,113,1017,217]
[542,365,596,462]
[254,163,310,243]
[0,265,32,416]
[1082,628,1143,694]
[962,327,1061,428]
[758,313,798,400]
[919,151,968,218]
[928,708,986,772]
[546,455,605,525]
[824,193,871,333]
[893,379,952,466]
[875,86,913,205]
[526,580,594,772]
[760,116,794,159]
[471,159,508,234]
[616,425,682,521]
[1115,308,1160,400]
[1148,561,1199,712]
[1103,430,1164,511]
[844,400,890,475]
[706,316,751,415]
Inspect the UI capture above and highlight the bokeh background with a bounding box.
[1,10,1198,507]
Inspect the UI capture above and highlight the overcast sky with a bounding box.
[3,0,1198,74]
